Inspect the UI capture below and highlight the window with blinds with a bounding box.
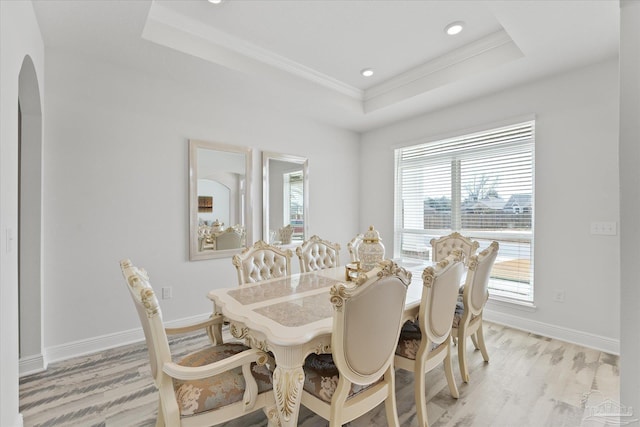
[394,121,535,302]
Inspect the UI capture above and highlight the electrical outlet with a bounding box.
[162,287,172,299]
[590,221,617,235]
[553,289,565,302]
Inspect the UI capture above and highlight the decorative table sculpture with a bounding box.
[357,225,385,271]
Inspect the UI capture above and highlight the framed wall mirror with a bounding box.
[189,139,252,260]
[262,152,309,246]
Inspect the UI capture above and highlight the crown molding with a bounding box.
[144,2,363,100]
[143,3,523,114]
[363,29,524,113]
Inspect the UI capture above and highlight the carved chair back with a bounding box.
[296,235,341,273]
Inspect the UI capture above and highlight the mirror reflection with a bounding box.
[189,140,252,260]
[263,152,309,246]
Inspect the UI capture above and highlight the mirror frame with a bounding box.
[189,139,253,261]
[262,152,309,245]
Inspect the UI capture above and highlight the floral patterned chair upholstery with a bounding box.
[295,235,341,273]
[430,232,480,266]
[232,240,293,285]
[346,233,364,263]
[119,259,277,427]
[452,241,499,382]
[301,260,411,426]
[394,250,465,427]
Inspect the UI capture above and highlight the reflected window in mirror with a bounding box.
[263,152,308,246]
[189,140,252,260]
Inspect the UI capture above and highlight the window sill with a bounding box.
[487,295,537,312]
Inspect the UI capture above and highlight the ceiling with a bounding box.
[32,0,619,132]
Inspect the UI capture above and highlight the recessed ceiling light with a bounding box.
[445,21,464,36]
[208,0,223,4]
[361,68,374,77]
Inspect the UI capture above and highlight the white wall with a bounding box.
[361,59,620,353]
[0,1,45,425]
[41,48,359,357]
[619,0,640,419]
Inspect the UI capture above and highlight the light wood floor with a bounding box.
[19,322,620,427]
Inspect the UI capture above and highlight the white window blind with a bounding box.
[394,121,535,302]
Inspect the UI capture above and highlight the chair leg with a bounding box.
[470,333,479,350]
[476,321,490,362]
[458,331,470,383]
[329,378,350,427]
[414,366,429,427]
[384,367,401,427]
[155,401,165,427]
[444,348,459,399]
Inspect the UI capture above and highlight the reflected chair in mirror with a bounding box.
[232,240,293,286]
[296,235,341,273]
[119,259,277,427]
[430,232,480,266]
[346,234,364,263]
[278,224,293,244]
[394,251,465,427]
[301,260,411,427]
[214,227,244,250]
[452,241,499,382]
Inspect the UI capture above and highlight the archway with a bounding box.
[18,55,44,374]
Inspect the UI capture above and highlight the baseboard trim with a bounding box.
[484,308,620,355]
[43,313,212,365]
[19,353,46,377]
[40,311,620,365]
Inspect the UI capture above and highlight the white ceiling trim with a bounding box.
[363,29,524,113]
[144,1,363,99]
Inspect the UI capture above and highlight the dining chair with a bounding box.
[232,240,293,285]
[346,233,364,263]
[452,241,499,382]
[430,231,480,266]
[394,251,465,427]
[214,227,244,250]
[119,259,277,427]
[295,234,341,273]
[300,260,411,427]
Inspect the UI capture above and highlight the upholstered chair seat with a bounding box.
[395,321,440,360]
[296,235,341,273]
[233,241,293,285]
[302,353,381,403]
[173,343,272,416]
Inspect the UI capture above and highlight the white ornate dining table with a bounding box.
[207,261,430,427]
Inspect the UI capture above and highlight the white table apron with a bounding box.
[207,263,428,426]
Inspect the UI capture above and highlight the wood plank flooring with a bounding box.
[19,322,620,427]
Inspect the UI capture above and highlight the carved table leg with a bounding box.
[272,364,305,427]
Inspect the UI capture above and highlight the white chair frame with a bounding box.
[452,241,499,382]
[300,260,411,427]
[119,259,277,427]
[394,251,465,427]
